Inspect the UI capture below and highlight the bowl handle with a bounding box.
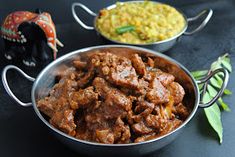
[72,3,97,30]
[196,68,229,108]
[2,65,35,107]
[184,9,213,35]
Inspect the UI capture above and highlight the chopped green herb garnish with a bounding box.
[116,25,135,34]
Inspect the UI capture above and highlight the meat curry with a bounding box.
[37,48,190,144]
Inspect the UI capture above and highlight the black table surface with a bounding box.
[1,0,235,157]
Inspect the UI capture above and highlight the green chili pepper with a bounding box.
[116,25,135,34]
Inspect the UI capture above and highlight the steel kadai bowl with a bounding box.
[2,45,228,157]
[72,1,213,52]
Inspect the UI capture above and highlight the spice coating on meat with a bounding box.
[93,77,132,119]
[90,52,139,89]
[37,50,190,144]
[131,54,146,76]
[69,86,98,110]
[146,78,170,104]
[168,82,185,104]
[50,109,76,136]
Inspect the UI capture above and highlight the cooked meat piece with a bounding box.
[96,129,114,144]
[168,82,185,104]
[143,70,154,81]
[105,89,132,112]
[174,103,189,120]
[144,69,175,87]
[37,77,77,117]
[92,77,110,97]
[131,54,146,76]
[126,101,155,123]
[93,100,102,109]
[146,78,170,104]
[134,101,154,113]
[92,78,131,119]
[77,67,95,88]
[51,77,77,98]
[90,52,128,69]
[154,104,175,121]
[37,97,55,117]
[136,78,149,95]
[132,120,153,134]
[90,52,139,89]
[75,130,92,142]
[69,86,98,110]
[134,133,157,143]
[132,108,153,123]
[110,64,139,89]
[55,67,77,81]
[87,97,129,121]
[153,105,161,115]
[50,109,76,136]
[119,87,133,95]
[37,50,189,144]
[93,77,132,116]
[149,76,160,89]
[127,110,134,125]
[145,114,162,130]
[159,118,182,135]
[85,103,129,136]
[84,109,115,142]
[113,117,131,143]
[84,113,107,131]
[73,60,87,70]
[144,68,175,87]
[147,57,155,68]
[93,117,131,144]
[102,91,131,119]
[118,126,131,143]
[155,70,175,86]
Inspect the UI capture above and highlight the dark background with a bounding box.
[0,0,235,157]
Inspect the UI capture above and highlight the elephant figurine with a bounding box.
[0,9,63,66]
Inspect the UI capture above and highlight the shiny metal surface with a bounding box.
[1,65,35,107]
[1,45,228,156]
[72,3,97,30]
[184,9,213,35]
[71,1,213,52]
[196,68,229,108]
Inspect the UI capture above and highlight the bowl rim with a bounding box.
[31,45,200,147]
[93,1,188,46]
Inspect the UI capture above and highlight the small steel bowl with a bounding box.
[2,45,228,156]
[72,1,213,52]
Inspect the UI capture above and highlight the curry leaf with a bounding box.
[207,84,230,111]
[224,89,232,95]
[221,58,232,72]
[218,98,231,112]
[191,70,208,79]
[207,84,217,97]
[214,74,223,86]
[198,84,204,91]
[210,77,221,89]
[203,92,223,144]
[211,62,222,71]
[192,53,232,144]
[211,53,232,72]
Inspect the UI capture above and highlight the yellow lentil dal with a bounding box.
[96,1,186,44]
